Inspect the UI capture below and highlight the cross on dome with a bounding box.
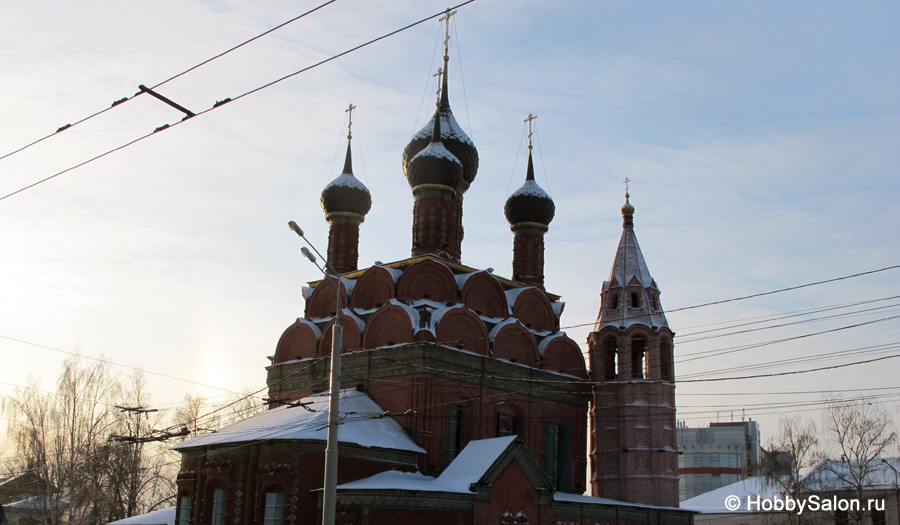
[524,113,537,150]
[345,103,356,140]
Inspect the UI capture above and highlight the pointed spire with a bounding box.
[341,141,353,175]
[594,188,667,331]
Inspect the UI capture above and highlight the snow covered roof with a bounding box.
[802,457,900,492]
[554,492,684,512]
[335,436,517,494]
[681,476,785,513]
[172,389,425,454]
[108,507,176,525]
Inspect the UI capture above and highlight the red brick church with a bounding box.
[171,25,690,525]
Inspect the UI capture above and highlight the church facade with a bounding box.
[172,27,688,525]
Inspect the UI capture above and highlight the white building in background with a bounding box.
[677,420,762,501]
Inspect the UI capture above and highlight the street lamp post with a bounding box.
[288,221,342,525]
[882,459,900,525]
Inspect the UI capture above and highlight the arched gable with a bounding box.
[350,266,397,311]
[273,319,321,363]
[459,271,508,319]
[490,321,539,367]
[304,276,350,319]
[396,259,458,303]
[539,334,587,379]
[318,310,364,357]
[511,288,556,332]
[435,307,490,355]
[362,301,415,349]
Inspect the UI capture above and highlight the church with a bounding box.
[171,16,691,525]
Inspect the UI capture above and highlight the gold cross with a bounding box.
[524,113,537,150]
[439,8,457,58]
[433,67,443,106]
[623,177,631,193]
[345,103,356,140]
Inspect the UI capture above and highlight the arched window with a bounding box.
[263,492,285,525]
[609,294,619,310]
[603,338,618,381]
[660,339,673,381]
[211,488,226,525]
[631,337,647,379]
[544,422,572,491]
[177,495,192,525]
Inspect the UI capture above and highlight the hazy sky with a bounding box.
[1,0,898,453]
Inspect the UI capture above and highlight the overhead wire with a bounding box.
[0,0,340,163]
[0,0,478,202]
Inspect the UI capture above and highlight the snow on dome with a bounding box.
[171,389,425,454]
[509,180,551,200]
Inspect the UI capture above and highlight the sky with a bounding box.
[1,0,898,457]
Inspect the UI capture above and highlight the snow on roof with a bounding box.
[488,318,521,339]
[296,318,322,338]
[681,476,785,513]
[412,141,462,166]
[340,308,366,332]
[335,436,517,494]
[108,506,176,525]
[324,171,369,193]
[373,265,403,282]
[537,332,567,356]
[551,301,564,318]
[553,492,684,511]
[437,436,517,492]
[802,457,900,492]
[171,389,425,454]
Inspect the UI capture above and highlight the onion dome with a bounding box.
[320,142,372,219]
[406,105,463,190]
[504,151,555,227]
[622,191,635,225]
[402,60,478,192]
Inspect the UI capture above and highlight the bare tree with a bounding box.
[760,415,820,525]
[1,356,177,525]
[817,394,898,525]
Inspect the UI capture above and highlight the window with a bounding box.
[609,294,619,310]
[872,508,887,525]
[444,404,465,466]
[631,338,647,379]
[603,338,617,380]
[263,492,285,525]
[660,340,673,381]
[211,489,226,525]
[497,414,521,437]
[630,292,640,308]
[177,496,192,525]
[544,423,572,491]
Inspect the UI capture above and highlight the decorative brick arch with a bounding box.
[460,271,508,319]
[350,266,397,310]
[539,334,587,378]
[435,307,490,355]
[318,310,363,357]
[273,319,321,363]
[362,302,414,348]
[511,288,556,332]
[491,321,539,367]
[304,276,349,319]
[396,259,458,303]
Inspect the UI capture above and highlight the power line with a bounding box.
[0,0,477,202]
[0,0,339,163]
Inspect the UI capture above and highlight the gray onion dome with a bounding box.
[504,152,555,226]
[321,143,372,218]
[406,106,464,190]
[402,61,478,192]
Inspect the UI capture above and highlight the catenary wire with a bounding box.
[0,0,339,163]
[0,0,478,202]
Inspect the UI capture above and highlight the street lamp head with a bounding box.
[288,220,303,237]
[300,246,317,264]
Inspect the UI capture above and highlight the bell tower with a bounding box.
[587,187,678,507]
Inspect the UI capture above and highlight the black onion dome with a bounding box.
[504,152,555,226]
[402,61,478,191]
[321,143,372,218]
[406,106,463,190]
